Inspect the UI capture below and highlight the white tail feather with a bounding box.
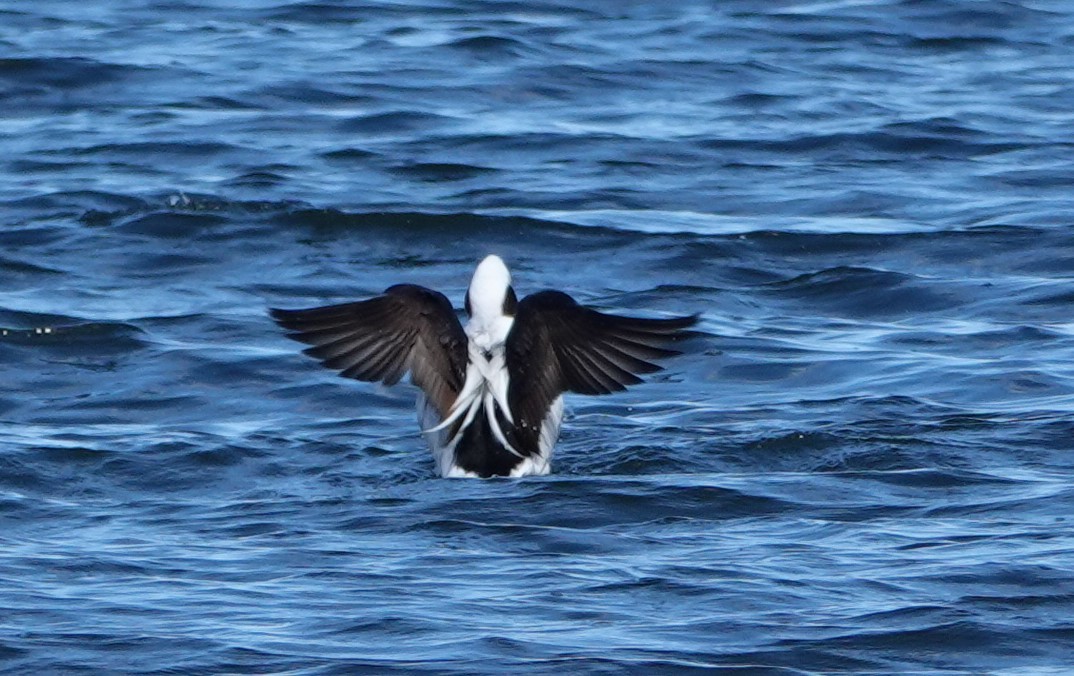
[483,389,523,458]
[422,361,483,434]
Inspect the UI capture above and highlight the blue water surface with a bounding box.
[3,0,1074,672]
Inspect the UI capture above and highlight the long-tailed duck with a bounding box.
[271,255,696,478]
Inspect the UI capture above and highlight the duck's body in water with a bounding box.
[271,255,697,478]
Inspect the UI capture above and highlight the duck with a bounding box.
[271,255,697,477]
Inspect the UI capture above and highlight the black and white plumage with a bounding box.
[271,255,697,478]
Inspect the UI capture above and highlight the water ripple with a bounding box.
[4,0,1074,672]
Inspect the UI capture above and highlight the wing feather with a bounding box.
[271,284,467,416]
[505,290,697,456]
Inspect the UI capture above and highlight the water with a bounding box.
[3,0,1074,672]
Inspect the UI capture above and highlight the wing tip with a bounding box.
[269,306,306,329]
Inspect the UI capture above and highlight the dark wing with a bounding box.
[504,290,698,455]
[270,284,468,417]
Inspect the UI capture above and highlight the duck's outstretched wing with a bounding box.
[504,290,698,454]
[270,284,468,417]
